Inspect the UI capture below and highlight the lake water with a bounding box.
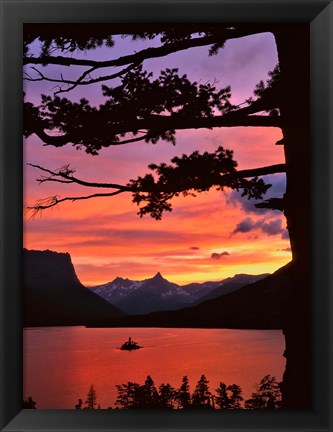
[23,327,285,409]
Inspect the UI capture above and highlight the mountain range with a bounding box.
[100,263,292,329]
[89,272,269,315]
[23,248,290,329]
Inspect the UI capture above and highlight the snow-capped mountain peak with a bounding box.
[89,277,143,303]
[89,271,270,315]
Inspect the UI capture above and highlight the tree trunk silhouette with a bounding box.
[275,26,311,409]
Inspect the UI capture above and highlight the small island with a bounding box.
[120,337,142,351]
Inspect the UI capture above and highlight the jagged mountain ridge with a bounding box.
[91,272,194,315]
[115,272,192,315]
[193,273,270,304]
[90,276,144,304]
[99,263,292,329]
[23,248,289,329]
[89,271,269,315]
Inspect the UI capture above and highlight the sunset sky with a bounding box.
[23,29,291,286]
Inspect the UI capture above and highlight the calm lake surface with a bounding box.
[23,327,285,409]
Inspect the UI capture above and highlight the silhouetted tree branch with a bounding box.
[27,151,286,219]
[24,35,221,67]
[29,113,280,151]
[27,191,124,219]
[24,25,270,69]
[24,59,282,154]
[27,163,133,190]
[24,63,139,95]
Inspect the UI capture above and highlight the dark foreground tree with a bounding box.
[24,24,310,408]
[141,375,160,408]
[115,376,161,409]
[115,375,177,408]
[114,374,237,409]
[175,375,192,409]
[84,384,98,409]
[115,381,142,409]
[158,383,177,409]
[191,375,212,409]
[215,382,243,409]
[245,375,282,409]
[74,398,83,409]
[23,396,37,409]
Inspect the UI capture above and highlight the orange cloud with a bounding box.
[24,181,291,285]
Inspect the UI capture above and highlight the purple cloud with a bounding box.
[211,251,230,259]
[233,216,287,238]
[227,174,286,214]
[281,229,289,240]
[261,219,283,236]
[233,217,257,234]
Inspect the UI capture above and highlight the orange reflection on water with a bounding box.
[23,327,285,409]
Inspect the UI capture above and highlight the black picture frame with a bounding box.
[1,0,332,431]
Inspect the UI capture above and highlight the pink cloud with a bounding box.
[211,251,230,259]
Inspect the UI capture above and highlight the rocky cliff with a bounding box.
[23,249,125,326]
